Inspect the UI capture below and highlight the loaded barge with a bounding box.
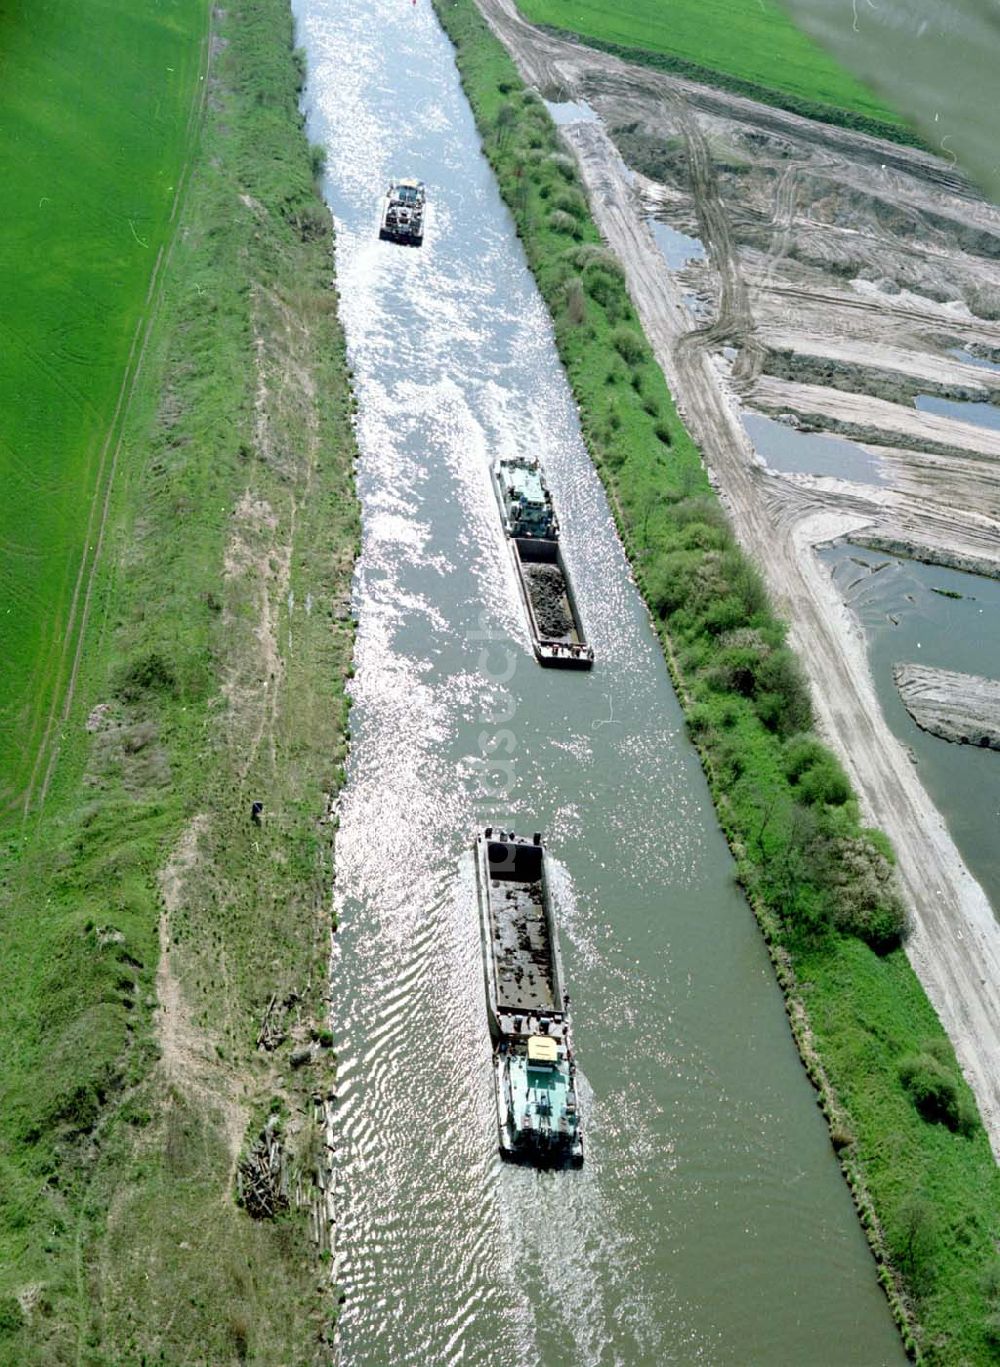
[378,178,425,246]
[475,829,583,1167]
[491,456,593,670]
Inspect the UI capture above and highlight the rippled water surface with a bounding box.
[292,0,905,1361]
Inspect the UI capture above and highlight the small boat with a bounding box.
[475,828,584,1168]
[378,178,425,246]
[491,456,594,670]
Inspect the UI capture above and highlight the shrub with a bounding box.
[567,243,620,274]
[836,891,908,951]
[753,648,812,737]
[114,651,177,703]
[784,734,827,783]
[706,644,763,697]
[584,267,621,309]
[548,209,579,237]
[821,828,908,948]
[564,277,586,326]
[644,549,702,619]
[670,493,728,529]
[899,1050,977,1134]
[796,753,850,806]
[309,143,327,180]
[725,550,768,620]
[547,151,576,181]
[985,1311,1000,1351]
[891,1193,939,1295]
[553,188,586,218]
[676,520,728,552]
[0,1297,23,1339]
[785,731,858,787]
[611,326,645,365]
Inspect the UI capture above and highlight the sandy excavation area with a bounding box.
[474,0,1000,1158]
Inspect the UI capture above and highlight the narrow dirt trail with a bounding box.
[474,0,1000,1159]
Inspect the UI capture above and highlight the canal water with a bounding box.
[292,0,905,1361]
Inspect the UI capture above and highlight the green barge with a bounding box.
[475,829,584,1167]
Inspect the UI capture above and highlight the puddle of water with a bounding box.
[743,411,885,485]
[649,217,706,270]
[822,546,1000,917]
[543,98,599,126]
[948,347,1000,373]
[916,392,1000,432]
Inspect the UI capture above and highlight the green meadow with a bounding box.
[514,0,908,136]
[0,0,207,818]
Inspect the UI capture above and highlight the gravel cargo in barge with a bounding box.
[475,829,584,1168]
[491,457,594,669]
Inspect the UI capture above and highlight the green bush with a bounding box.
[675,521,726,551]
[548,209,579,237]
[547,151,576,180]
[584,267,622,309]
[784,734,827,782]
[308,142,326,180]
[114,651,178,703]
[985,1311,1000,1350]
[0,1296,23,1339]
[899,1050,977,1134]
[784,734,850,799]
[611,326,645,365]
[553,188,586,217]
[797,755,851,805]
[567,244,621,275]
[838,896,907,952]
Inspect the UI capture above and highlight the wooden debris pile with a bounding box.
[294,1096,336,1256]
[256,989,301,1052]
[237,1117,289,1220]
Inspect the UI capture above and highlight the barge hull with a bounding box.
[475,830,584,1167]
[509,537,594,670]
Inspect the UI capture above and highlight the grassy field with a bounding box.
[0,0,358,1359]
[514,0,910,137]
[0,0,207,819]
[431,0,1000,1359]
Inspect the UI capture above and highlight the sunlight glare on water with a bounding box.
[291,0,907,1361]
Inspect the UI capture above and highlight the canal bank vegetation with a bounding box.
[512,0,918,146]
[0,0,357,1360]
[431,0,1000,1359]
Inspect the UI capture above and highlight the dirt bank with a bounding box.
[474,0,1000,1160]
[894,663,1000,750]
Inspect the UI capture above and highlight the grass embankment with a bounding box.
[431,0,1000,1360]
[513,0,919,145]
[0,0,358,1361]
[0,0,208,817]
